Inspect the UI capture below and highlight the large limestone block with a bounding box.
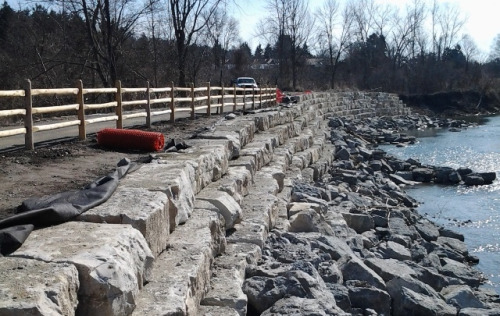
[195,130,242,158]
[254,169,281,195]
[267,123,296,145]
[76,187,169,257]
[272,147,293,171]
[225,242,262,267]
[277,109,295,125]
[214,166,253,205]
[323,207,355,239]
[292,150,312,169]
[308,145,324,165]
[184,138,234,164]
[214,119,256,147]
[133,209,225,316]
[168,207,226,261]
[309,155,333,181]
[301,162,319,183]
[274,187,293,231]
[198,305,240,316]
[244,111,275,131]
[289,209,335,236]
[242,192,279,230]
[288,202,324,218]
[253,132,280,151]
[227,221,268,249]
[240,139,274,170]
[201,260,248,316]
[0,257,79,316]
[289,130,314,153]
[155,142,231,192]
[197,189,243,229]
[121,162,195,226]
[11,222,154,316]
[229,156,257,179]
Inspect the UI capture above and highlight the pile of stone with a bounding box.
[243,116,500,315]
[330,115,477,146]
[329,116,495,186]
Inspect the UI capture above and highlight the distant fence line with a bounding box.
[0,80,278,150]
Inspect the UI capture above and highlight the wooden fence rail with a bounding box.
[0,80,277,150]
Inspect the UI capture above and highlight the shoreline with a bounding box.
[243,114,500,315]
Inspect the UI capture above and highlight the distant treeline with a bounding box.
[1,0,500,112]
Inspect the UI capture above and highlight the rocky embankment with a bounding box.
[243,115,500,315]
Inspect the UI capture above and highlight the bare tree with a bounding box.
[371,2,394,37]
[386,0,425,67]
[258,0,312,89]
[144,0,171,87]
[62,0,154,87]
[488,34,500,61]
[168,0,225,86]
[431,0,466,60]
[287,0,313,89]
[204,7,239,85]
[460,34,478,67]
[315,0,353,89]
[350,0,376,42]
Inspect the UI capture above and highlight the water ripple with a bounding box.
[381,115,500,294]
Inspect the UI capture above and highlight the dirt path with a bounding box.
[0,116,223,221]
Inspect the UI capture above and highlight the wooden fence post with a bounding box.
[115,80,123,129]
[76,80,86,140]
[252,87,255,110]
[24,79,34,150]
[259,86,262,109]
[233,85,237,112]
[206,82,211,117]
[262,85,266,108]
[242,87,246,112]
[191,83,195,120]
[221,84,225,115]
[146,81,151,128]
[170,81,175,123]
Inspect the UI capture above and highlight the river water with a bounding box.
[381,115,500,294]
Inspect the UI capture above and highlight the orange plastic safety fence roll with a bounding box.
[97,128,165,152]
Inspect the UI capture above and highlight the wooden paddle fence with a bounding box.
[0,80,277,150]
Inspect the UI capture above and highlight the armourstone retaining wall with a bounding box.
[0,91,411,315]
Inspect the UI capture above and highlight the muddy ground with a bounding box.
[0,116,223,221]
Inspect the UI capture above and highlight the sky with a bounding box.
[5,0,499,57]
[231,0,500,57]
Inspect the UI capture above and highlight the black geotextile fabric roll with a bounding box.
[0,158,138,256]
[97,128,165,152]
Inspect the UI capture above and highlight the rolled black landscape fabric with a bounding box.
[97,128,165,152]
[0,225,33,256]
[0,158,138,256]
